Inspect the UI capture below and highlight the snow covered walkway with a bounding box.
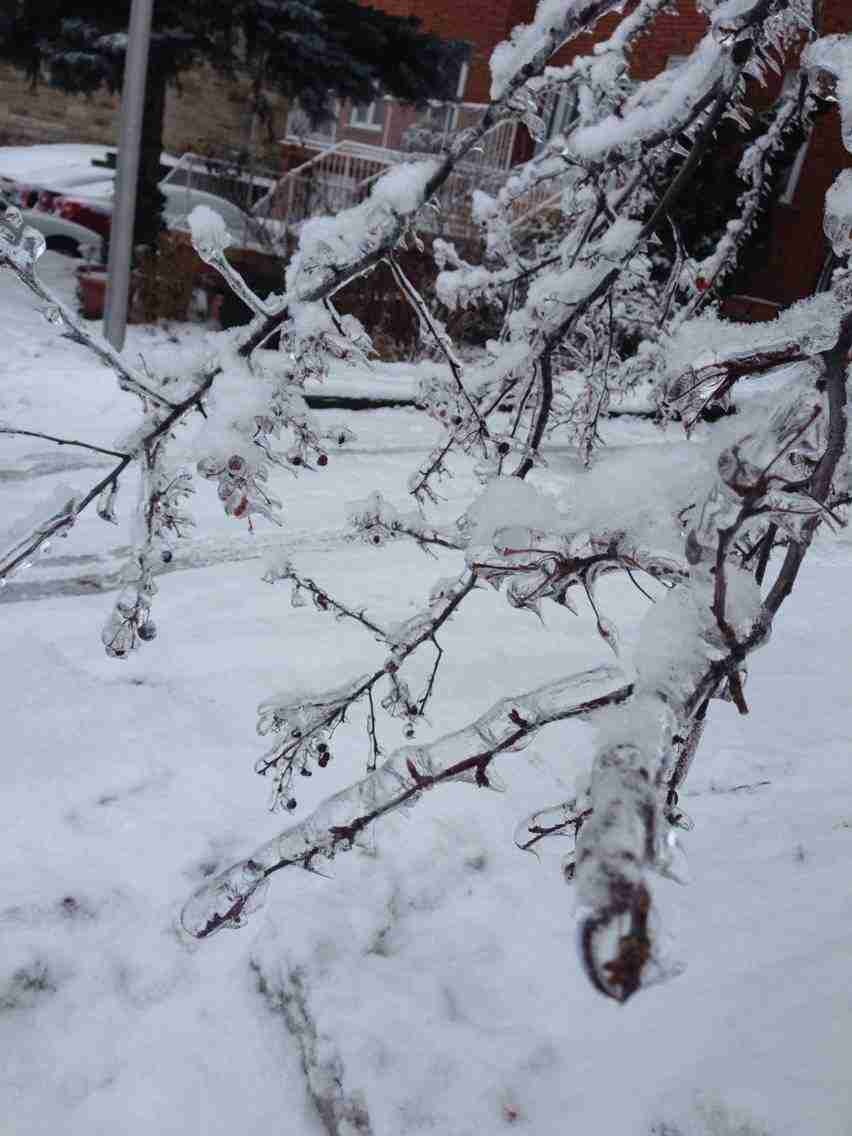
[1,255,851,1136]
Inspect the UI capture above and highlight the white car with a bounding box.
[0,183,103,259]
[0,145,257,250]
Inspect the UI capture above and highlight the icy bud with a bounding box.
[0,207,46,270]
[188,205,232,261]
[97,481,119,525]
[2,205,22,229]
[43,305,66,328]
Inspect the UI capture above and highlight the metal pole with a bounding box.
[103,0,154,350]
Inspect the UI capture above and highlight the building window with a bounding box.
[349,100,386,131]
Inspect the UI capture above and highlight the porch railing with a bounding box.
[251,118,521,245]
[162,119,565,256]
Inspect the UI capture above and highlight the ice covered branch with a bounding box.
[0,426,129,459]
[0,208,174,409]
[0,368,216,585]
[575,306,851,1002]
[253,571,479,807]
[182,665,632,939]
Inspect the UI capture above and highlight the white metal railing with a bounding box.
[253,117,521,244]
[163,119,557,253]
[161,152,279,211]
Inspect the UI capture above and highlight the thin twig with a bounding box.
[416,637,444,715]
[386,254,485,431]
[0,427,128,459]
[366,686,381,773]
[515,349,554,479]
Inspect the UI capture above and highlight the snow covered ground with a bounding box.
[1,255,851,1135]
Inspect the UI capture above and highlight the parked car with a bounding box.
[0,145,256,250]
[54,183,256,246]
[0,182,103,259]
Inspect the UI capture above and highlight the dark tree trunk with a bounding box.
[134,61,168,254]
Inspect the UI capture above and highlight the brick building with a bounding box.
[1,0,848,313]
[286,0,850,313]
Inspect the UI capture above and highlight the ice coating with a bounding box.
[825,170,852,257]
[181,664,627,938]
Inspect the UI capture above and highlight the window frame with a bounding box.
[349,100,385,132]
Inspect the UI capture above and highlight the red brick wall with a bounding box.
[547,0,708,77]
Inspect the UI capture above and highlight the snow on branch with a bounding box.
[575,310,852,1001]
[490,0,628,100]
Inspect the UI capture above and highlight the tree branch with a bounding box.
[182,666,633,939]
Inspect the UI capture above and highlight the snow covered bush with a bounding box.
[2,0,850,1004]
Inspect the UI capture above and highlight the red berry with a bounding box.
[317,453,328,467]
[696,276,709,292]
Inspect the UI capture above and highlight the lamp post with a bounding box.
[103,0,154,350]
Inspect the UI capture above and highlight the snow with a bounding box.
[2,265,852,1131]
[0,143,178,192]
[187,205,233,258]
[569,34,723,159]
[489,0,572,100]
[463,477,565,549]
[286,160,441,301]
